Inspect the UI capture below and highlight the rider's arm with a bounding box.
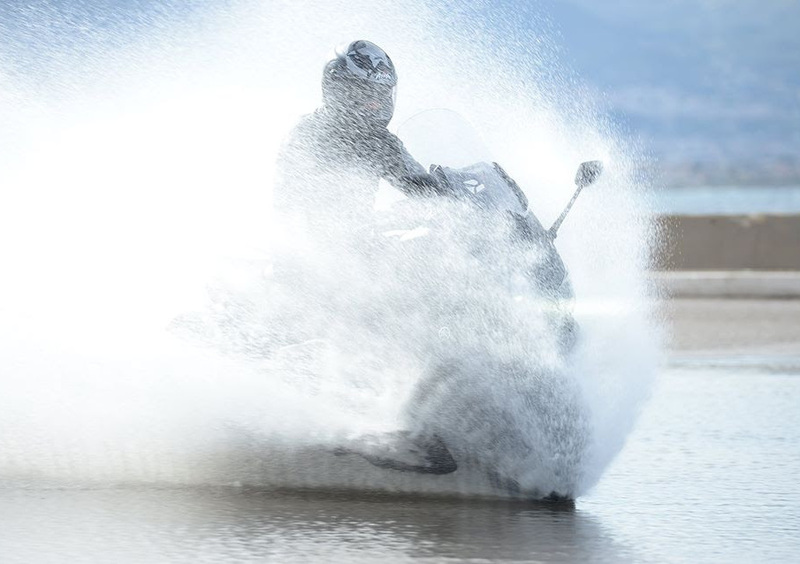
[378,131,449,197]
[395,172,445,196]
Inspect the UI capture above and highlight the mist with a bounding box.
[0,0,661,498]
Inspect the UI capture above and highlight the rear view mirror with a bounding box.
[575,160,604,188]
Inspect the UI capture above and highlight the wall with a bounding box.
[653,214,800,270]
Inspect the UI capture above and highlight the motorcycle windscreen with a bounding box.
[396,109,492,170]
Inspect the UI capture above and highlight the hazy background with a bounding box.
[550,0,800,187]
[2,0,798,187]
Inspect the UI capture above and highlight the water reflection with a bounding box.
[0,487,635,563]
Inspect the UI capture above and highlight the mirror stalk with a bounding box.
[547,160,603,240]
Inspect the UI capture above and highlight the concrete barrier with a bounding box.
[653,214,800,270]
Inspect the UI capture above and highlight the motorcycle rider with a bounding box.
[274,40,443,238]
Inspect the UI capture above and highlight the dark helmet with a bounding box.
[322,40,398,127]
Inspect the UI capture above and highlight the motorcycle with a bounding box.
[330,110,604,500]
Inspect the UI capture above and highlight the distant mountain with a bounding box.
[544,0,800,185]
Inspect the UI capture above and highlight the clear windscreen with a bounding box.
[377,109,492,210]
[396,109,492,170]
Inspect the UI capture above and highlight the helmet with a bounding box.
[322,40,397,127]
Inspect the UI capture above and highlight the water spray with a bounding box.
[0,0,659,498]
